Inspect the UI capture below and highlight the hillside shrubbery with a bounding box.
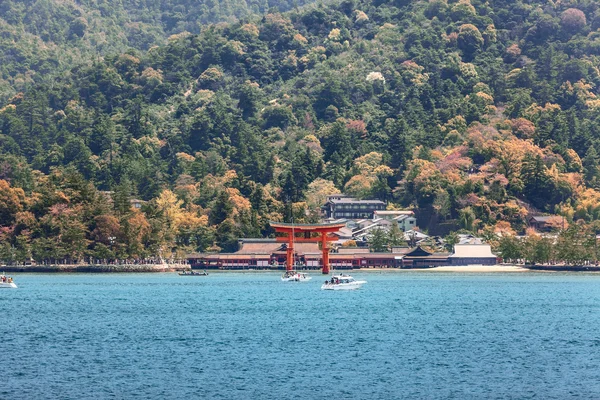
[2,0,600,261]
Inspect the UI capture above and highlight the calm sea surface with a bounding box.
[2,271,600,399]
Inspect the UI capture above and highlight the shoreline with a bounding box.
[421,265,528,273]
[1,264,182,273]
[4,264,597,273]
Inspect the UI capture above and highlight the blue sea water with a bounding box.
[2,271,600,399]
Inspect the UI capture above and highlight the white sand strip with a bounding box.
[424,265,527,272]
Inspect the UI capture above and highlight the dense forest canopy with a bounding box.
[0,0,322,102]
[2,0,600,262]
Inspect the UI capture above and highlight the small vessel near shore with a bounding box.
[321,274,366,290]
[281,270,312,282]
[0,275,17,288]
[279,216,312,282]
[179,270,209,276]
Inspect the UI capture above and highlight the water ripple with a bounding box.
[2,272,600,399]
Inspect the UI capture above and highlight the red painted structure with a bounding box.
[270,221,346,274]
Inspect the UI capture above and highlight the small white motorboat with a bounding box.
[178,270,209,276]
[321,274,366,290]
[0,275,17,288]
[281,270,312,282]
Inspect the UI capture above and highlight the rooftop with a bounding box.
[405,231,429,239]
[374,210,414,215]
[236,241,281,254]
[272,242,321,255]
[326,194,354,199]
[332,227,354,238]
[450,244,497,258]
[529,215,562,222]
[269,221,347,230]
[205,254,272,260]
[352,220,393,236]
[337,247,370,254]
[327,199,386,204]
[239,238,278,243]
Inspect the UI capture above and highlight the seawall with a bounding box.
[1,264,184,273]
[524,265,600,272]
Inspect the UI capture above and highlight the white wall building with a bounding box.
[373,210,417,232]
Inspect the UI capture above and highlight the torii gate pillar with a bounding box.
[321,234,331,274]
[270,222,345,274]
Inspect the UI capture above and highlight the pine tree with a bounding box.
[281,170,302,203]
[113,178,132,216]
[522,153,551,209]
[216,219,240,252]
[583,146,599,187]
[387,223,404,247]
[369,227,388,252]
[209,191,233,226]
[387,118,411,171]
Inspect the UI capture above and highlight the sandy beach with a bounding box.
[423,265,528,272]
[354,265,528,273]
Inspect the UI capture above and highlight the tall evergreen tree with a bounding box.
[209,191,234,226]
[583,146,599,187]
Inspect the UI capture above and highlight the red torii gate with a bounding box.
[270,221,346,274]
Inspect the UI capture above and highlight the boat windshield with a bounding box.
[326,276,355,284]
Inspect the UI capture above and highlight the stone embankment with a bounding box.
[524,264,600,272]
[1,264,188,273]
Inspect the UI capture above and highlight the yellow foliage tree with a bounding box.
[155,189,184,255]
[306,178,338,221]
[494,221,516,236]
[344,174,376,199]
[225,187,251,219]
[0,179,26,225]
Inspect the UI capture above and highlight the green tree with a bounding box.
[369,227,388,252]
[444,231,459,252]
[459,207,476,232]
[555,224,595,265]
[386,118,411,171]
[583,146,599,187]
[113,178,133,215]
[216,218,240,252]
[209,190,234,226]
[497,235,523,264]
[521,153,551,210]
[457,24,484,57]
[523,235,552,265]
[387,223,404,247]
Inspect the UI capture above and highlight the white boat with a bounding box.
[0,275,17,288]
[321,274,366,290]
[178,270,209,276]
[279,216,313,282]
[281,270,312,282]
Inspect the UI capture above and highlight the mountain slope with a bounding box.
[0,0,322,102]
[1,0,600,260]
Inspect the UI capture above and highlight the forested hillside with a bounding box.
[2,0,600,262]
[0,0,319,102]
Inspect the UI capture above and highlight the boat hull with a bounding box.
[281,270,312,282]
[178,273,208,276]
[321,281,366,290]
[0,282,17,288]
[281,275,312,282]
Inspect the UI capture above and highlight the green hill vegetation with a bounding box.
[2,0,600,263]
[0,0,320,102]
